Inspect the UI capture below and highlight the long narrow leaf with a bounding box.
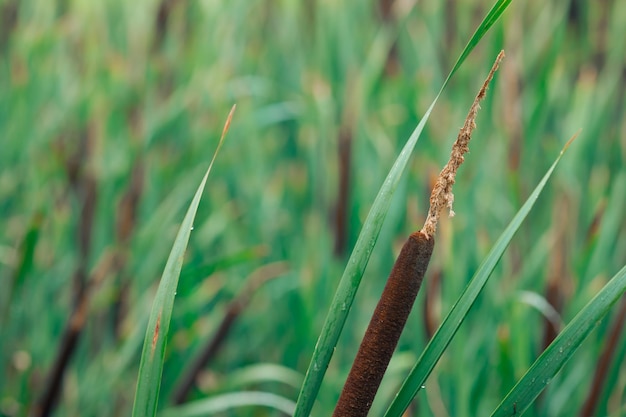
[293,1,513,415]
[131,106,235,417]
[489,264,626,417]
[384,135,577,416]
[446,0,513,86]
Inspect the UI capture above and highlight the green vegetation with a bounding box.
[1,0,624,416]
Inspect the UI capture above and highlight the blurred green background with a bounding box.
[1,0,624,416]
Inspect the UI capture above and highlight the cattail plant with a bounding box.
[332,51,504,417]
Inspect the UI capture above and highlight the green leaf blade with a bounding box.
[445,0,513,85]
[131,106,234,417]
[131,170,209,417]
[490,264,626,417]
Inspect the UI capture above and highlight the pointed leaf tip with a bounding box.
[561,130,581,154]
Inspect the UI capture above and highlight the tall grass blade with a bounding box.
[490,263,626,417]
[448,0,512,84]
[293,1,513,415]
[384,135,577,417]
[131,106,235,417]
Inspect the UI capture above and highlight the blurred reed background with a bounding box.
[0,0,624,415]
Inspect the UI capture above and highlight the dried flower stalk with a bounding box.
[422,50,505,237]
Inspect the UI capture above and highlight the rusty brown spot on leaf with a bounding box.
[151,314,161,357]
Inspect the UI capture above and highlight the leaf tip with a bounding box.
[222,104,237,138]
[562,129,581,154]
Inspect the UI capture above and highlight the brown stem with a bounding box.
[541,195,571,350]
[334,75,358,258]
[111,157,145,338]
[171,301,241,405]
[443,0,456,54]
[31,290,89,417]
[117,157,144,245]
[332,232,434,417]
[31,250,116,417]
[579,297,626,417]
[334,125,353,257]
[377,0,400,76]
[0,0,18,51]
[74,176,97,299]
[423,269,442,339]
[33,127,98,417]
[501,47,523,182]
[171,262,287,404]
[153,0,181,51]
